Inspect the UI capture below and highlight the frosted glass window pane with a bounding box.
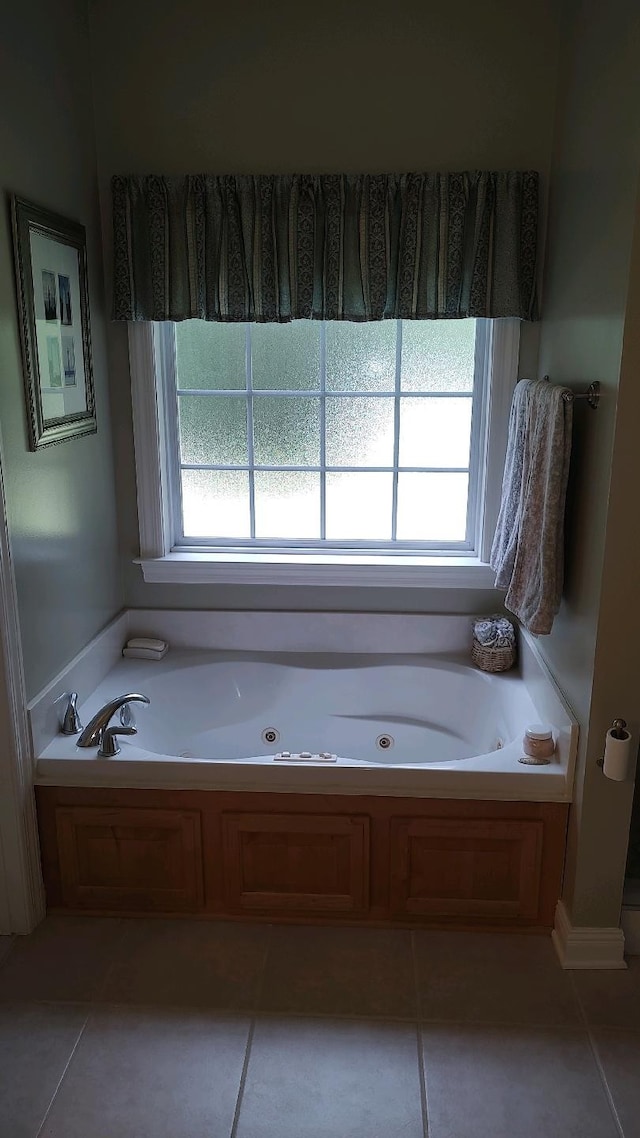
[325,473,392,540]
[401,320,476,392]
[253,397,320,466]
[175,321,246,390]
[255,472,320,539]
[181,470,250,538]
[178,396,247,465]
[325,397,394,467]
[252,322,320,389]
[326,322,396,391]
[396,473,468,540]
[399,398,472,468]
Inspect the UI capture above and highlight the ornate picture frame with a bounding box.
[11,196,97,449]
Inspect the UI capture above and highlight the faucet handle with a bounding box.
[61,692,83,736]
[98,725,137,758]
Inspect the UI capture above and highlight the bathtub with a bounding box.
[31,611,578,802]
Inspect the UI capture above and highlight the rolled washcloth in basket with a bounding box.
[473,616,516,649]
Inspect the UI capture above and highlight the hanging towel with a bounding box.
[490,379,573,635]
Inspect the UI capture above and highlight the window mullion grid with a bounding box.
[176,388,472,398]
[391,319,402,541]
[245,324,256,539]
[464,318,486,549]
[180,463,469,474]
[320,322,327,540]
[169,318,490,555]
[166,324,185,547]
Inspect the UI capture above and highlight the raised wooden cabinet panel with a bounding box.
[55,806,204,912]
[390,817,544,921]
[222,812,369,915]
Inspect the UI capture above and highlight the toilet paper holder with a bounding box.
[597,718,631,778]
[597,719,627,765]
[610,718,627,742]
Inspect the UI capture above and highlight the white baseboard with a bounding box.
[621,907,640,955]
[552,900,627,969]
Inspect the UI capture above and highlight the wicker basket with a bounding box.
[471,637,516,673]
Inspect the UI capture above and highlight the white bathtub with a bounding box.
[31,611,578,802]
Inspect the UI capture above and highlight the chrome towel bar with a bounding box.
[541,375,600,409]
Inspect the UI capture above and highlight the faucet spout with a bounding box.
[76,693,150,748]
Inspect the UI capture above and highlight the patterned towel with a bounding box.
[490,379,573,635]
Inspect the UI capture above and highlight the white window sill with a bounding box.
[136,552,499,588]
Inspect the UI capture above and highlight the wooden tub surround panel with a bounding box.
[54,806,204,913]
[222,813,369,915]
[36,788,568,931]
[389,817,543,921]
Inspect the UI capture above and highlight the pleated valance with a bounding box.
[112,171,539,323]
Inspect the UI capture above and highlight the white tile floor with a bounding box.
[0,918,639,1137]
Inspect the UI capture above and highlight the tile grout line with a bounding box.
[91,918,129,1004]
[254,923,273,1014]
[34,1010,91,1138]
[44,997,413,1021]
[14,998,603,1030]
[228,1019,256,1138]
[568,971,625,1138]
[415,1023,430,1138]
[16,994,619,1031]
[412,932,430,1138]
[227,923,273,1138]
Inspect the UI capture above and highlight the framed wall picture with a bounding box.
[10,196,97,449]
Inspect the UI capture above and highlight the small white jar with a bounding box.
[522,723,555,761]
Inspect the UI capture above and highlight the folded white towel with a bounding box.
[490,379,573,635]
[122,636,168,660]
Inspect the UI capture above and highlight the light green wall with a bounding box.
[2,0,637,929]
[537,0,640,925]
[88,0,559,614]
[0,0,122,698]
[88,0,640,927]
[90,0,560,175]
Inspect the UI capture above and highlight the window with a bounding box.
[173,319,480,547]
[129,318,519,585]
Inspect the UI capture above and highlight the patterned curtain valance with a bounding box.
[112,171,539,323]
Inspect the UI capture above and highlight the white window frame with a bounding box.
[129,318,519,587]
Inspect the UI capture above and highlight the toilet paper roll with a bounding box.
[602,728,632,782]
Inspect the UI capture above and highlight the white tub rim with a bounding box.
[29,610,579,803]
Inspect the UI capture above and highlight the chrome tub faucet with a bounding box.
[76,693,150,748]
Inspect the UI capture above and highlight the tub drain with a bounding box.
[262,727,280,745]
[376,733,394,751]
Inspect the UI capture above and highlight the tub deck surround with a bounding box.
[30,609,578,803]
[36,786,568,930]
[35,648,567,801]
[29,609,476,756]
[31,611,576,929]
